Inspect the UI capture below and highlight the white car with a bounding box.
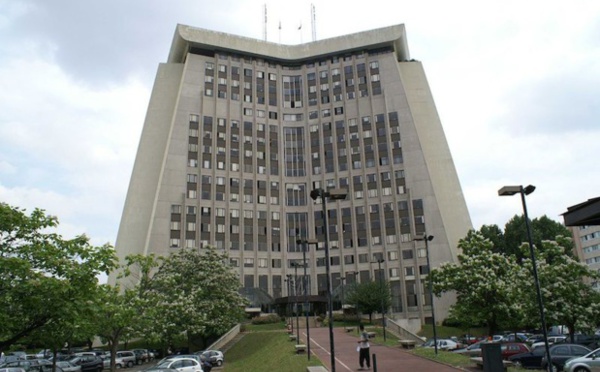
[154,358,203,372]
[422,338,460,350]
[531,335,567,349]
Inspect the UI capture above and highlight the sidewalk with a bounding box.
[300,327,463,372]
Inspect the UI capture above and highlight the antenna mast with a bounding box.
[311,3,316,41]
[263,4,267,41]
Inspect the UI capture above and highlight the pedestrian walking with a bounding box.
[357,324,371,370]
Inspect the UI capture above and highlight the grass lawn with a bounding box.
[225,324,323,372]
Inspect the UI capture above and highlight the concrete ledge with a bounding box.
[398,339,417,349]
[367,332,376,339]
[306,367,328,372]
[289,335,297,341]
[345,327,354,332]
[295,344,306,353]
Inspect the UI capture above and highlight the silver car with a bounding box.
[56,361,82,372]
[564,348,600,372]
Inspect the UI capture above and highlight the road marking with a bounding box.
[301,331,353,371]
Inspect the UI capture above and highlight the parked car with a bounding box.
[131,350,149,365]
[115,352,136,368]
[0,359,62,372]
[197,351,224,367]
[532,335,568,349]
[421,339,460,350]
[157,355,201,365]
[154,358,203,372]
[0,368,26,372]
[35,351,52,360]
[501,333,530,343]
[541,344,592,371]
[65,355,103,372]
[509,346,548,369]
[55,361,82,372]
[564,347,600,372]
[500,343,531,359]
[453,341,490,357]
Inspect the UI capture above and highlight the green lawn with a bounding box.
[224,326,323,372]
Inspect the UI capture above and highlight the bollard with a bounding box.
[372,353,377,372]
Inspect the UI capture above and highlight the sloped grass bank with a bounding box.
[224,327,323,372]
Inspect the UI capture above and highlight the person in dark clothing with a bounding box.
[357,324,371,370]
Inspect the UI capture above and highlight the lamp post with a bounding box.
[415,234,437,355]
[292,262,301,345]
[310,188,347,372]
[340,277,346,312]
[350,272,360,320]
[498,185,551,372]
[297,238,318,361]
[372,256,387,341]
[286,275,293,332]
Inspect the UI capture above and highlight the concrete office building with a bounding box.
[111,23,472,327]
[564,198,600,291]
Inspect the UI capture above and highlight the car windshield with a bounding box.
[155,362,171,369]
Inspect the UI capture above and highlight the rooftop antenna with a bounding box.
[263,4,267,41]
[278,20,282,44]
[298,22,303,44]
[311,3,316,41]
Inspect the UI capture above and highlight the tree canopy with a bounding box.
[345,280,391,323]
[432,223,599,336]
[0,203,117,352]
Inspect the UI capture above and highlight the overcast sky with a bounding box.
[1,0,599,247]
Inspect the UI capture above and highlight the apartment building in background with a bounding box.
[110,23,473,329]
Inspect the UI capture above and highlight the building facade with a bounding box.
[111,24,472,325]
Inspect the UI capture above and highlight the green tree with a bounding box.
[95,254,160,371]
[518,236,600,339]
[504,215,573,260]
[431,230,525,335]
[345,280,391,323]
[478,224,506,254]
[144,247,247,348]
[0,203,117,352]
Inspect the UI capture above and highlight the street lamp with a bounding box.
[310,187,347,372]
[415,234,437,355]
[291,261,301,345]
[296,238,317,361]
[340,277,346,312]
[371,256,387,341]
[285,275,293,333]
[499,185,551,372]
[349,271,360,320]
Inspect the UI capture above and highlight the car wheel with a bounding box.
[573,367,590,372]
[216,360,223,367]
[127,361,134,368]
[512,360,522,369]
[551,363,560,372]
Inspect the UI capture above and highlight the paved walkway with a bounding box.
[299,327,463,372]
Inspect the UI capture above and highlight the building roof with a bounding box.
[563,197,600,226]
[168,23,410,64]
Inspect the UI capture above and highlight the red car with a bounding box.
[501,343,530,359]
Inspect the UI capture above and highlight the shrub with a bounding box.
[251,314,282,325]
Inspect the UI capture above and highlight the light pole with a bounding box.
[372,256,387,341]
[349,272,360,321]
[340,277,346,312]
[286,275,293,332]
[310,187,347,372]
[292,262,300,345]
[499,185,551,372]
[297,238,318,361]
[415,234,437,355]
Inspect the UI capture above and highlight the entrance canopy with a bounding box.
[563,197,600,226]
